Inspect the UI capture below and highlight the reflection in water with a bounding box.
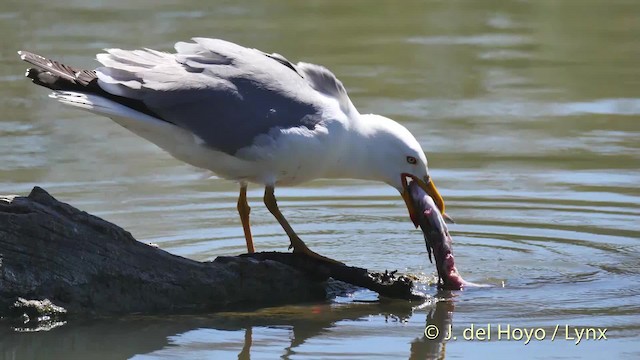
[0,291,464,360]
[238,327,251,360]
[1,295,452,360]
[410,294,455,360]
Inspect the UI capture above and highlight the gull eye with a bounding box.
[406,156,417,165]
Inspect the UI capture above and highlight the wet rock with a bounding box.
[0,187,325,317]
[9,298,67,332]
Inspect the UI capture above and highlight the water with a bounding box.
[1,0,639,358]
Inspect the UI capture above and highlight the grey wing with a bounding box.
[95,38,338,155]
[294,62,356,116]
[255,52,356,116]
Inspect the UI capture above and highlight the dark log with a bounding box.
[239,252,423,301]
[0,187,423,323]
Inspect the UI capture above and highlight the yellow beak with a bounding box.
[401,174,451,227]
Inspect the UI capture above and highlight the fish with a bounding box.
[408,181,476,290]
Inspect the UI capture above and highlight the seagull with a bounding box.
[19,37,450,263]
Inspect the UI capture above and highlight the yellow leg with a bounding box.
[263,185,343,265]
[237,184,255,253]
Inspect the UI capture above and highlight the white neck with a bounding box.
[323,113,393,182]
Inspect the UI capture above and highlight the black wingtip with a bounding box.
[25,67,37,80]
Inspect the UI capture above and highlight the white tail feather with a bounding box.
[49,91,157,123]
[48,90,242,174]
[51,90,201,153]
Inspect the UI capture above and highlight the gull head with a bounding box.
[356,114,452,226]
